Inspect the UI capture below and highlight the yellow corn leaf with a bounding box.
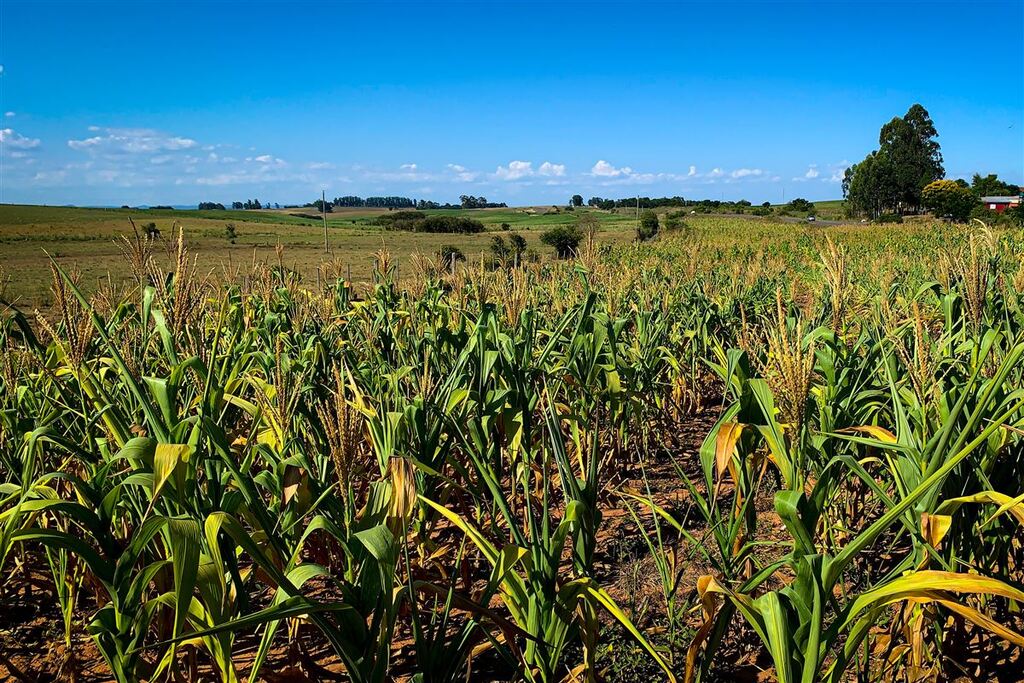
[839,425,898,443]
[920,512,952,549]
[685,575,721,683]
[153,443,192,500]
[936,491,1024,527]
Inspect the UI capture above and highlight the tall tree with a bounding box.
[845,103,943,217]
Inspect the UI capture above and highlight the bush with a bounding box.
[417,215,484,234]
[875,213,903,224]
[375,210,426,231]
[922,179,975,222]
[970,204,999,223]
[377,212,484,234]
[752,206,772,216]
[489,234,528,267]
[437,244,465,269]
[541,225,583,258]
[787,198,815,213]
[663,213,689,231]
[1005,204,1024,227]
[638,210,659,241]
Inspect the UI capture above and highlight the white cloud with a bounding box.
[687,165,697,177]
[4,112,14,118]
[447,163,479,182]
[0,128,41,149]
[707,168,724,178]
[495,160,534,180]
[730,168,765,179]
[537,161,566,177]
[826,160,849,183]
[32,170,66,184]
[67,127,197,154]
[591,160,633,177]
[804,165,819,179]
[307,161,334,170]
[399,163,417,170]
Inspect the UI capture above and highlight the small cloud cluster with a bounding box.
[494,160,566,181]
[793,161,849,183]
[591,160,633,178]
[1,128,41,149]
[67,127,197,154]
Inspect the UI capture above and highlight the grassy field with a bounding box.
[0,203,643,310]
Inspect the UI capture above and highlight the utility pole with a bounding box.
[322,189,329,254]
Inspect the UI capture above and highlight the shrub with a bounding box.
[437,244,465,268]
[875,213,903,224]
[787,198,815,213]
[1005,203,1024,227]
[663,213,689,230]
[417,215,484,234]
[377,212,484,234]
[638,210,659,241]
[541,224,583,258]
[922,179,976,222]
[375,210,426,231]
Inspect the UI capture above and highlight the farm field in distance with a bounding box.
[0,203,648,310]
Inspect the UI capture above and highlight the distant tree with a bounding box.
[232,201,244,210]
[761,201,771,208]
[312,199,332,213]
[787,198,815,213]
[437,244,465,269]
[490,235,510,262]
[638,210,659,241]
[571,194,583,207]
[509,233,527,264]
[199,202,226,210]
[922,179,975,222]
[541,224,583,258]
[970,173,1019,197]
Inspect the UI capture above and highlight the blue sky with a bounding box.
[1,0,1021,207]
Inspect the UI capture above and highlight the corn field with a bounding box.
[2,219,1024,682]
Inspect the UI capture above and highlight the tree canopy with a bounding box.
[971,173,1020,197]
[844,104,944,217]
[921,179,976,222]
